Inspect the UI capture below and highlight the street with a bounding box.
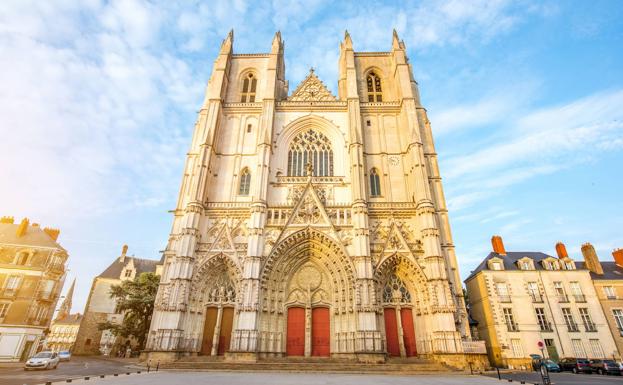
[0,357,140,385]
[484,370,623,385]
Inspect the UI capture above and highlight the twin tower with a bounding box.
[145,30,473,365]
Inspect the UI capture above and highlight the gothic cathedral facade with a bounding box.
[146,31,471,363]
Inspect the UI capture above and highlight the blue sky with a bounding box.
[1,1,622,312]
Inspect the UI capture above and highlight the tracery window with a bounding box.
[369,168,381,196]
[239,168,251,195]
[240,73,257,102]
[366,72,382,102]
[287,129,333,177]
[382,275,412,304]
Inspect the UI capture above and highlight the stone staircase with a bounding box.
[159,356,457,374]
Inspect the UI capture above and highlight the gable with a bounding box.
[288,70,336,102]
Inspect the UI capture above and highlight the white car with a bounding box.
[24,351,59,370]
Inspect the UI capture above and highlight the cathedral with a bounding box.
[146,30,475,365]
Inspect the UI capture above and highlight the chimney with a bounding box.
[555,242,568,259]
[120,244,128,262]
[16,218,29,237]
[581,242,603,275]
[0,216,14,224]
[613,248,623,267]
[43,227,60,241]
[491,235,506,255]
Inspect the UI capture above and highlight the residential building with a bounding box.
[465,236,617,368]
[46,279,82,352]
[0,216,68,362]
[581,244,623,360]
[73,245,161,355]
[145,30,485,368]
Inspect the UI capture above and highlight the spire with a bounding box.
[343,30,353,49]
[392,29,401,49]
[56,279,75,321]
[220,29,234,55]
[271,30,282,53]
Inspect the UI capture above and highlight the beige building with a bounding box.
[582,245,623,359]
[466,236,618,368]
[146,30,485,367]
[0,216,68,362]
[74,245,161,355]
[47,279,82,352]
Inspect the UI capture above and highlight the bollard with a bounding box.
[468,361,473,375]
[496,367,501,380]
[147,360,151,373]
[156,361,160,371]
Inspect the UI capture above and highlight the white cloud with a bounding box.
[442,89,623,211]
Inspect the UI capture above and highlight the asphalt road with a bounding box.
[0,356,141,385]
[484,370,623,384]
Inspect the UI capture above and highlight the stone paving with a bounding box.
[46,371,499,385]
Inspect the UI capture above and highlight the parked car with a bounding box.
[24,351,59,370]
[542,359,561,372]
[590,359,621,375]
[58,350,71,361]
[558,357,592,374]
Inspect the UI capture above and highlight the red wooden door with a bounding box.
[218,307,234,355]
[400,308,417,357]
[311,307,330,357]
[384,308,400,357]
[286,307,305,356]
[201,307,218,355]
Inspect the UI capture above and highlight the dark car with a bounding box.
[559,357,592,374]
[590,359,621,375]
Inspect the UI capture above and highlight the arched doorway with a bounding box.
[376,256,426,358]
[259,228,356,357]
[190,254,240,356]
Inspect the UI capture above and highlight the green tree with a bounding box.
[97,272,160,350]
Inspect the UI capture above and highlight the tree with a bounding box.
[97,272,160,351]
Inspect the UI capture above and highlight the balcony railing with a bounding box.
[539,321,553,332]
[557,294,569,303]
[506,322,520,332]
[566,322,580,332]
[498,295,512,303]
[584,322,597,332]
[573,294,587,303]
[607,295,618,300]
[36,290,53,300]
[530,294,544,303]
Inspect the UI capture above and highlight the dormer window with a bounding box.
[517,257,534,270]
[488,258,504,271]
[124,269,132,278]
[542,258,559,270]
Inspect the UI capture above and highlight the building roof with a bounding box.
[577,261,623,280]
[98,256,160,279]
[465,251,586,282]
[0,222,64,250]
[53,313,82,325]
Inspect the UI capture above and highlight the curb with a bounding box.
[40,369,155,385]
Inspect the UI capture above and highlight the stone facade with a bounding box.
[0,217,67,362]
[74,245,161,355]
[582,246,623,360]
[146,31,475,364]
[466,237,618,369]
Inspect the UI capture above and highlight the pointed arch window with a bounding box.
[366,72,382,102]
[240,73,257,102]
[370,168,381,197]
[287,129,333,177]
[239,168,251,195]
[382,274,412,304]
